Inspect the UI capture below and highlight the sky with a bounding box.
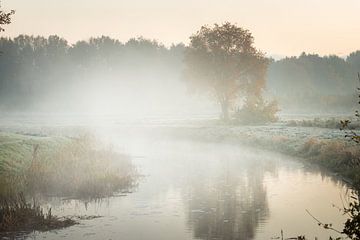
[2,0,360,57]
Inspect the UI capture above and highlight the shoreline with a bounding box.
[159,123,360,188]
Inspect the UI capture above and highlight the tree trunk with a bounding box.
[220,100,229,121]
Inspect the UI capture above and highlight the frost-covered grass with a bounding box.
[286,117,360,129]
[0,132,68,175]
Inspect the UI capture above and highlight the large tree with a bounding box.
[184,22,268,120]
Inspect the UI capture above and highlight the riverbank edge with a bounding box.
[164,125,360,188]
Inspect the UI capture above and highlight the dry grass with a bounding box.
[21,134,138,199]
[297,138,360,184]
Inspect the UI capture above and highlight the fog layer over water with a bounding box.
[23,125,349,240]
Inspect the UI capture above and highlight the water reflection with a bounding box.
[186,156,269,240]
[17,137,350,240]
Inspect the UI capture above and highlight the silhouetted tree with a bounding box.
[184,22,268,120]
[0,3,14,32]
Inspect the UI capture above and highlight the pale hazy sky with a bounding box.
[2,0,360,57]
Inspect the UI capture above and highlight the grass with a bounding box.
[297,138,360,184]
[286,117,360,129]
[0,132,67,175]
[0,132,137,199]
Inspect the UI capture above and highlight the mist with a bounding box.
[0,3,360,240]
[0,35,359,119]
[0,36,218,120]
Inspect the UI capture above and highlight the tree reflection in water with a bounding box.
[186,158,270,240]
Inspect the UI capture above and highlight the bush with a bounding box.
[233,97,279,125]
[343,193,360,240]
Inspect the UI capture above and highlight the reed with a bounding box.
[0,192,77,233]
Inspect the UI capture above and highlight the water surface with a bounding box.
[26,131,349,240]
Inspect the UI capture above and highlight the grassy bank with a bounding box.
[165,123,360,186]
[0,132,66,175]
[0,132,137,198]
[0,131,137,234]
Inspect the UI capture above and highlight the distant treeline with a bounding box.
[268,52,360,113]
[0,35,359,113]
[0,35,185,112]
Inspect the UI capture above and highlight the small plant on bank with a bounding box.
[343,193,360,240]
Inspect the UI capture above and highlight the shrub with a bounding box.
[234,97,279,125]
